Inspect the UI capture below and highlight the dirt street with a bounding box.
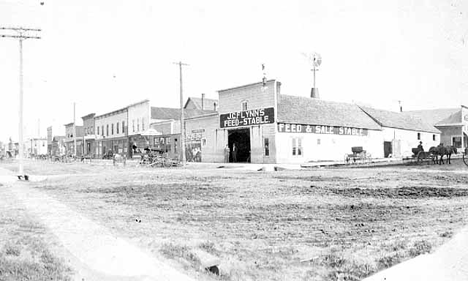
[1,159,468,280]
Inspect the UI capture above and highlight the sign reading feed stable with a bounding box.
[220,107,275,128]
[278,123,368,136]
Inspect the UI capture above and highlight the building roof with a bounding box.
[52,136,65,142]
[184,97,218,110]
[151,107,217,120]
[95,100,149,119]
[277,95,381,130]
[435,110,463,126]
[94,107,127,119]
[218,79,276,93]
[403,108,460,127]
[81,113,96,120]
[359,106,440,134]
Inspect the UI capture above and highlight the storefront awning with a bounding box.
[140,128,162,136]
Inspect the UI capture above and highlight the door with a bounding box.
[228,128,251,162]
[384,141,392,158]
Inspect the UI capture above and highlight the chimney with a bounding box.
[201,93,205,110]
[311,88,319,98]
[213,102,218,111]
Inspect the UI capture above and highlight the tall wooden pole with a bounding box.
[1,27,41,177]
[174,61,189,165]
[18,38,24,174]
[179,62,185,165]
[73,102,77,156]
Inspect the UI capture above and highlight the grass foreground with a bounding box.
[0,180,73,281]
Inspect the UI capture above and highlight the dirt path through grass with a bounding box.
[0,169,195,281]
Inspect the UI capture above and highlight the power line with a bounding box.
[0,26,41,179]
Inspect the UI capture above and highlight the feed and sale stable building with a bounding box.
[185,79,441,164]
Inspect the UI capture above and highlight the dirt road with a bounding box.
[1,160,468,280]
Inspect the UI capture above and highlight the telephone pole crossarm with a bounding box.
[0,34,41,39]
[0,27,41,32]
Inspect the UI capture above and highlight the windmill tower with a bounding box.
[303,52,322,98]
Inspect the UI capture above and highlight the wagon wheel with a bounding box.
[463,152,468,167]
[343,154,349,163]
[365,153,371,163]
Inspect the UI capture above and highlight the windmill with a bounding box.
[302,52,322,98]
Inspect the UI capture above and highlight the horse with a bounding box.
[432,144,457,165]
[425,146,440,164]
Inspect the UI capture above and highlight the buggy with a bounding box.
[411,147,435,163]
[345,146,370,164]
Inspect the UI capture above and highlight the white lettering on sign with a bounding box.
[277,123,368,136]
[220,107,275,128]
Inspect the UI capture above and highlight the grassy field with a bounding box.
[0,180,73,281]
[2,159,468,280]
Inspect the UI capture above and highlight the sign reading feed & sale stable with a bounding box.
[277,123,368,136]
[220,107,275,128]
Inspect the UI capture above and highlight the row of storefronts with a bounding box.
[46,79,468,163]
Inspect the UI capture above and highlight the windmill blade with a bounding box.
[313,53,322,67]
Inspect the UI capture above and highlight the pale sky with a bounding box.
[1,0,467,142]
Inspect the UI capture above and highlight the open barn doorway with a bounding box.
[384,141,392,158]
[228,128,251,163]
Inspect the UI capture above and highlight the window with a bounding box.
[241,100,248,111]
[137,119,140,131]
[317,138,321,145]
[264,138,270,156]
[142,118,145,131]
[116,122,119,134]
[174,138,178,153]
[106,125,109,136]
[433,134,436,141]
[453,136,462,148]
[101,126,104,136]
[132,120,135,132]
[111,124,114,135]
[122,121,125,134]
[292,138,302,156]
[417,133,421,140]
[97,126,100,135]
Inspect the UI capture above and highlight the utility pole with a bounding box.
[1,27,41,179]
[73,102,77,156]
[173,61,189,166]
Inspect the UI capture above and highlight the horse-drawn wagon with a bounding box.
[412,144,458,165]
[138,149,181,168]
[411,147,434,163]
[345,146,370,164]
